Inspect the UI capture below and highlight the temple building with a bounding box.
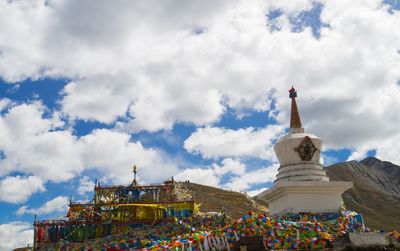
[257,87,353,215]
[33,166,198,247]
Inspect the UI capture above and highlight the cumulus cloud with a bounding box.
[0,98,12,111]
[77,176,95,195]
[60,75,135,124]
[184,125,285,160]
[266,1,400,159]
[347,146,371,161]
[0,222,33,250]
[175,158,245,187]
[265,0,315,15]
[16,196,70,216]
[175,168,220,187]
[246,187,269,197]
[0,0,400,201]
[375,134,400,166]
[1,0,400,161]
[0,175,45,203]
[0,102,179,202]
[79,129,178,184]
[0,102,83,182]
[224,164,279,191]
[212,158,246,176]
[175,158,277,191]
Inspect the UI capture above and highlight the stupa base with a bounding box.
[257,181,353,216]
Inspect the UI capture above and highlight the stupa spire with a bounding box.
[289,86,302,130]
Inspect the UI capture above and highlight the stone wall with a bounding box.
[349,232,389,247]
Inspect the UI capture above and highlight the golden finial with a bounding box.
[132,164,137,186]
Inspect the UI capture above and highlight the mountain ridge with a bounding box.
[325,157,400,231]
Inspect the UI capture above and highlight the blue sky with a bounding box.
[0,0,400,249]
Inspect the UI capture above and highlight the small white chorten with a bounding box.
[257,87,352,215]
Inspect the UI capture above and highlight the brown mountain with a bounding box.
[326,157,400,231]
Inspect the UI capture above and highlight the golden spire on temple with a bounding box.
[132,164,137,186]
[289,86,302,129]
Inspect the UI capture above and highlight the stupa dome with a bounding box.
[274,87,329,184]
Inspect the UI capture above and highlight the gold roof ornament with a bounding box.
[132,164,137,186]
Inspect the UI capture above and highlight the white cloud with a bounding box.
[61,75,134,124]
[0,0,230,132]
[0,0,400,166]
[0,175,45,203]
[0,102,179,203]
[0,102,83,182]
[175,158,245,186]
[79,129,179,184]
[0,221,33,251]
[77,176,95,195]
[212,158,246,176]
[175,168,220,187]
[184,125,284,160]
[347,146,370,162]
[320,153,340,167]
[265,0,315,15]
[119,88,225,133]
[16,196,69,216]
[375,135,400,165]
[224,164,278,191]
[246,187,268,197]
[175,158,277,192]
[0,98,12,111]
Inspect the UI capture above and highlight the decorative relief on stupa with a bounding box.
[296,136,317,161]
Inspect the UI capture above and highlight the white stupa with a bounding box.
[257,87,352,215]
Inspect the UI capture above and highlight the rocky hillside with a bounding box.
[179,182,268,219]
[326,157,400,231]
